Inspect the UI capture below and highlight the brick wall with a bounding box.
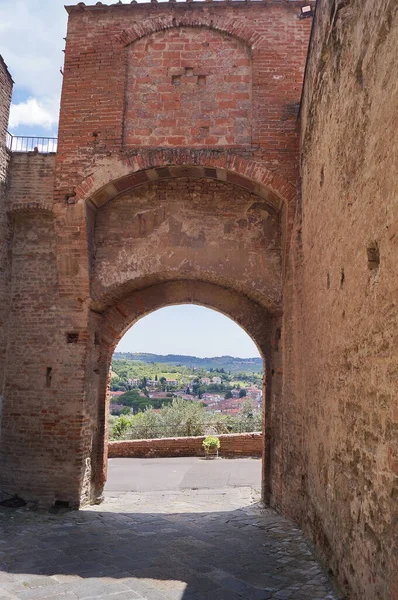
[58,2,311,190]
[295,2,398,599]
[43,1,311,510]
[0,56,13,410]
[109,432,263,459]
[0,55,12,182]
[0,3,311,512]
[0,152,90,507]
[7,152,55,213]
[125,28,252,147]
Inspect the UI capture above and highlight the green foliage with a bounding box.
[109,397,261,440]
[117,390,142,406]
[116,390,172,413]
[239,388,247,398]
[110,354,262,396]
[233,399,262,433]
[111,415,132,440]
[202,435,220,450]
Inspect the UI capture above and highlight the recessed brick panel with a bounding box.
[124,28,252,147]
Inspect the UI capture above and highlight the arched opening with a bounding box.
[80,161,286,508]
[106,304,264,496]
[89,280,280,508]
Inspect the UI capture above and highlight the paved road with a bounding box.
[0,459,338,600]
[106,457,262,493]
[0,486,338,600]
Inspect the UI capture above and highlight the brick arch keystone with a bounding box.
[74,150,297,210]
[117,14,264,49]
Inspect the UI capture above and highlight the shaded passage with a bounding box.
[0,484,338,600]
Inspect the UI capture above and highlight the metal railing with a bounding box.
[6,132,57,153]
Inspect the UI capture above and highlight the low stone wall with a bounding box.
[108,432,263,459]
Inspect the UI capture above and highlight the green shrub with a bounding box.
[202,435,220,451]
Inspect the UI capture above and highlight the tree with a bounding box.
[118,389,143,409]
[239,388,247,398]
[224,391,233,399]
[111,415,132,439]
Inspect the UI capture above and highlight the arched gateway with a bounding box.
[1,2,397,599]
[0,1,312,509]
[81,160,285,506]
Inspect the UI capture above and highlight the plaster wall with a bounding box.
[93,177,281,311]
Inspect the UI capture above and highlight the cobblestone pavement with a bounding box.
[0,487,339,600]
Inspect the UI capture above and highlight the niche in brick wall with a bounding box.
[124,27,252,148]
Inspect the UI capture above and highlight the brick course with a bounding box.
[109,432,263,459]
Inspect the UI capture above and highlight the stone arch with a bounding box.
[117,13,264,50]
[74,150,297,209]
[92,279,278,501]
[100,280,273,360]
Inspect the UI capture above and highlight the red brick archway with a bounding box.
[92,279,280,506]
[117,13,266,49]
[74,150,297,209]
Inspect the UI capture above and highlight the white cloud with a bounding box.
[9,97,59,129]
[0,0,66,100]
[0,0,133,132]
[0,0,136,101]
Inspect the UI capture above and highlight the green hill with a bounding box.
[113,352,263,374]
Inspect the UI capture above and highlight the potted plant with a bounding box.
[202,435,220,459]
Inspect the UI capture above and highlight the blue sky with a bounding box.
[116,305,260,358]
[1,0,133,138]
[0,1,260,359]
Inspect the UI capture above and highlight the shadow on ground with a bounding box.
[0,489,338,600]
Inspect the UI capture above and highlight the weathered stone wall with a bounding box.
[109,432,263,459]
[296,2,398,598]
[0,56,13,425]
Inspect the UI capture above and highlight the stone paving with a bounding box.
[0,486,339,600]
